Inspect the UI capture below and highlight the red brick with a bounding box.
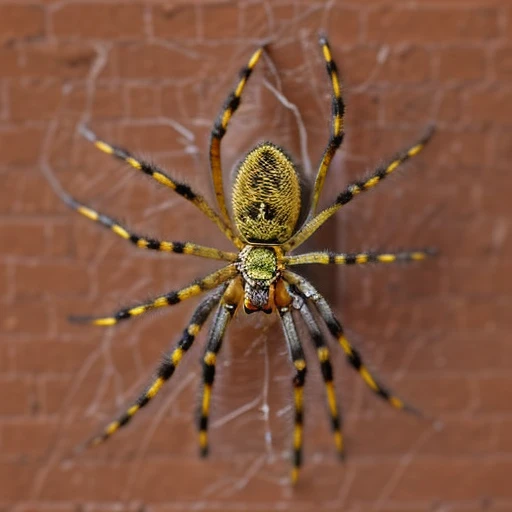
[0,44,97,79]
[152,4,198,40]
[383,89,434,124]
[346,416,423,456]
[344,461,398,504]
[0,5,45,43]
[1,300,50,335]
[418,419,495,456]
[14,261,90,297]
[39,463,131,500]
[476,376,512,414]
[45,220,75,258]
[13,339,95,374]
[368,6,499,43]
[376,46,432,84]
[9,81,87,122]
[494,46,512,80]
[0,171,64,214]
[0,330,12,372]
[347,91,381,124]
[495,418,512,453]
[0,377,34,415]
[389,459,511,501]
[91,86,125,119]
[38,376,71,414]
[493,130,512,170]
[325,8,361,46]
[438,87,464,123]
[468,88,512,125]
[438,47,487,82]
[1,419,58,458]
[116,123,184,153]
[0,127,44,166]
[202,3,239,40]
[128,458,236,501]
[507,7,512,40]
[341,46,380,86]
[0,221,46,257]
[392,376,472,414]
[9,81,61,122]
[53,3,145,39]
[114,44,198,80]
[127,85,161,118]
[400,330,512,373]
[0,462,37,502]
[37,355,115,413]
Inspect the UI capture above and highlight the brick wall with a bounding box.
[1,1,511,510]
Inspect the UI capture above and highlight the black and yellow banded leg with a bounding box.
[198,301,236,457]
[70,264,237,326]
[288,286,344,458]
[278,305,307,485]
[64,195,238,262]
[87,287,225,448]
[309,36,345,218]
[210,46,264,225]
[284,271,417,415]
[286,248,436,267]
[284,125,435,253]
[79,126,240,247]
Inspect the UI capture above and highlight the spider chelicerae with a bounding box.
[59,36,435,483]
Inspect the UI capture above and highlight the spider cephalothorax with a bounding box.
[57,37,435,483]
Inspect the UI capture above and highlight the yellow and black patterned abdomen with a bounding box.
[232,143,301,244]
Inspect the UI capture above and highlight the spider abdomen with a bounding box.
[232,142,301,244]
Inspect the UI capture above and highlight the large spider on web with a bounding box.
[56,36,435,483]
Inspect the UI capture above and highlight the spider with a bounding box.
[58,36,435,483]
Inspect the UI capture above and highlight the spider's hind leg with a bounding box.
[285,271,419,416]
[198,277,243,456]
[84,286,226,449]
[288,285,344,459]
[278,303,308,485]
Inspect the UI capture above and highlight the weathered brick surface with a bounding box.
[0,5,45,43]
[1,1,510,510]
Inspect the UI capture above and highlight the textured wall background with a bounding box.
[1,0,511,510]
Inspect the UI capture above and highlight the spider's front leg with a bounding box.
[62,194,237,261]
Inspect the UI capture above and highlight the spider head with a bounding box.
[232,142,301,244]
[237,246,279,314]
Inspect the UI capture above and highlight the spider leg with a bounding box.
[80,126,240,247]
[86,286,225,448]
[284,271,418,415]
[309,36,345,218]
[210,46,264,225]
[285,248,436,266]
[283,126,435,252]
[70,264,238,326]
[278,303,308,485]
[198,279,242,456]
[63,194,238,261]
[288,285,344,459]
